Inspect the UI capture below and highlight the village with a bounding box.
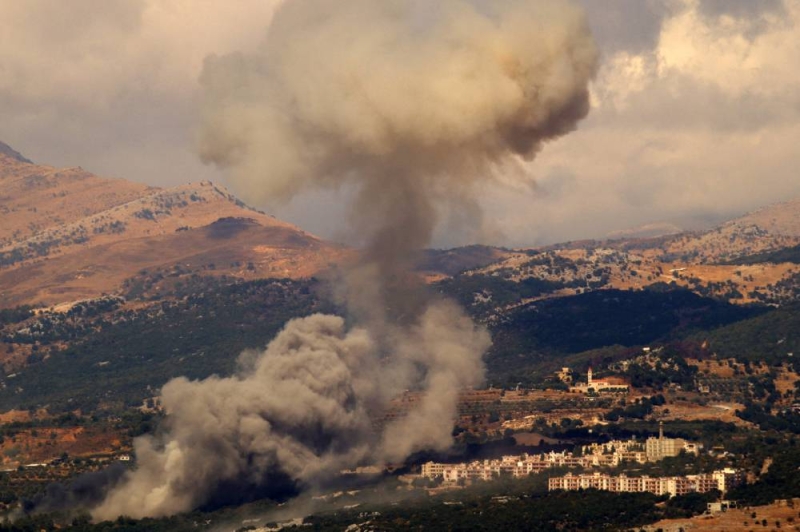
[416,420,743,499]
[0,344,791,525]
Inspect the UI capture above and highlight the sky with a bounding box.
[1,0,799,248]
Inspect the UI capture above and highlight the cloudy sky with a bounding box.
[1,0,799,247]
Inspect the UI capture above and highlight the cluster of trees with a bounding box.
[604,396,661,422]
[0,484,714,532]
[748,271,800,304]
[623,349,698,391]
[487,287,759,381]
[0,307,32,327]
[92,221,127,235]
[5,296,124,345]
[736,402,800,433]
[0,513,212,532]
[0,226,92,267]
[301,485,717,531]
[436,274,564,318]
[730,244,800,266]
[729,444,800,505]
[691,304,799,366]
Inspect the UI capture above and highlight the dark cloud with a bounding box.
[698,0,785,20]
[577,0,679,55]
[697,0,787,38]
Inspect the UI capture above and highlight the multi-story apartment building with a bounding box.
[548,469,743,498]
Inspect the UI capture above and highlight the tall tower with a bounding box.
[587,367,593,386]
[659,421,664,440]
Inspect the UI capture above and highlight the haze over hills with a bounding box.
[453,194,800,309]
[641,197,800,264]
[2,140,800,310]
[0,144,351,308]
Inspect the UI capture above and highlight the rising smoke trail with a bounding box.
[92,0,597,520]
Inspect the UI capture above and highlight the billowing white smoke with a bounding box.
[93,0,596,520]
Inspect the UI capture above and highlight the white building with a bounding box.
[549,469,742,498]
[570,367,629,393]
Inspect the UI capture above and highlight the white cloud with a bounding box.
[476,0,800,247]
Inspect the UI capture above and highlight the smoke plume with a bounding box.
[93,304,488,519]
[92,0,596,520]
[22,462,127,517]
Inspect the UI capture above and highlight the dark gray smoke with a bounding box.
[93,0,597,520]
[94,305,488,519]
[22,462,127,516]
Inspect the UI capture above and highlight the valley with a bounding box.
[1,143,800,529]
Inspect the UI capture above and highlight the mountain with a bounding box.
[449,196,800,310]
[606,222,683,240]
[0,141,33,164]
[5,139,799,310]
[0,152,150,247]
[631,197,800,263]
[0,145,351,308]
[418,245,512,279]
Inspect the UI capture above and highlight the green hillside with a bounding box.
[485,288,764,375]
[689,303,800,365]
[0,279,326,412]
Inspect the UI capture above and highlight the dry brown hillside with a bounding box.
[0,153,152,246]
[466,195,800,307]
[0,146,351,308]
[634,198,800,263]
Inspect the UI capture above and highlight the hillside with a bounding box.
[452,197,800,310]
[0,141,32,164]
[0,145,351,308]
[4,139,799,310]
[0,152,152,247]
[630,197,800,263]
[2,140,800,406]
[458,245,799,309]
[730,243,800,265]
[0,279,326,412]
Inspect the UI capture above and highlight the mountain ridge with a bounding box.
[2,140,800,310]
[0,144,351,308]
[0,141,32,164]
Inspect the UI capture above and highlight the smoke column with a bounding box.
[92,0,596,520]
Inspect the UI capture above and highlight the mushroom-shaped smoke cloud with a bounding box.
[198,0,597,268]
[93,0,596,520]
